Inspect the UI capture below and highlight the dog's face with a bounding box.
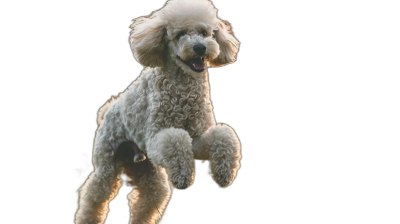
[129,0,239,77]
[166,24,220,76]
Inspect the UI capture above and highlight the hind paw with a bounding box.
[133,153,146,163]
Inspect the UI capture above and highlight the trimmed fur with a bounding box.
[76,0,241,224]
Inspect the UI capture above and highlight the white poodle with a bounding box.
[75,0,241,223]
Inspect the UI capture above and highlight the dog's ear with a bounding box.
[129,16,167,68]
[209,19,239,67]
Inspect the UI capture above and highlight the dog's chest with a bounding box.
[151,74,210,137]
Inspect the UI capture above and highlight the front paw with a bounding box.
[205,124,241,187]
[149,127,195,189]
[210,159,239,188]
[167,163,194,189]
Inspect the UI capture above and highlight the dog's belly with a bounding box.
[122,98,209,152]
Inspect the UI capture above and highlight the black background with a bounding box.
[43,0,341,224]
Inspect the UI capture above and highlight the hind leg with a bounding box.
[116,141,146,163]
[75,149,123,224]
[124,159,171,224]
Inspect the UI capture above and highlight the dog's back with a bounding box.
[97,95,146,163]
[97,96,119,125]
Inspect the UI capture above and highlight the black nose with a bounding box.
[193,44,206,55]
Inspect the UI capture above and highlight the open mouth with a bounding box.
[178,56,205,73]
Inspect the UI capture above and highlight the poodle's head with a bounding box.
[129,0,239,77]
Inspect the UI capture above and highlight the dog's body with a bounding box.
[75,0,241,223]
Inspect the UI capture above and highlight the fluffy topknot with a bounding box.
[158,0,219,30]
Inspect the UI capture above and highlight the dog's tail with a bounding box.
[97,96,118,125]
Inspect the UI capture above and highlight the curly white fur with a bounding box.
[76,0,241,223]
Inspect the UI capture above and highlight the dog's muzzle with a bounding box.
[177,43,207,73]
[178,55,205,73]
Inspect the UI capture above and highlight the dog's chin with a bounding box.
[177,56,206,74]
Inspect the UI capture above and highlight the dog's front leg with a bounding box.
[192,123,241,187]
[146,127,195,189]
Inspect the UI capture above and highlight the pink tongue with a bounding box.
[193,61,204,69]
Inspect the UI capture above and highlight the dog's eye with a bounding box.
[201,31,207,37]
[176,32,185,40]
